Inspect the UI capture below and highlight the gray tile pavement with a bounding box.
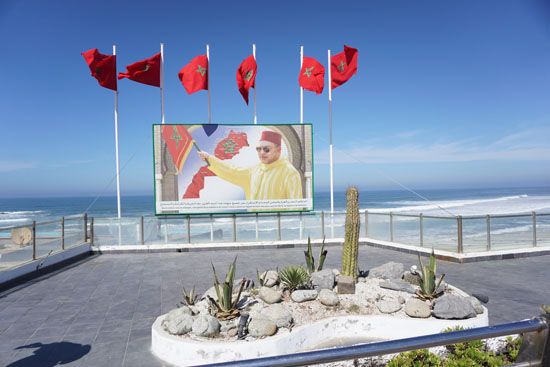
[0,246,549,366]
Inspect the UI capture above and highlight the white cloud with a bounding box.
[0,161,34,172]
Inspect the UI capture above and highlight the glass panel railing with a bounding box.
[0,224,33,270]
[537,214,550,247]
[490,215,533,250]
[462,217,489,252]
[367,213,390,242]
[393,215,421,247]
[422,217,457,252]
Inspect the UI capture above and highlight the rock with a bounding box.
[165,312,194,335]
[358,277,367,283]
[311,269,335,290]
[398,296,406,304]
[410,265,419,274]
[190,299,211,315]
[337,275,356,294]
[227,328,238,337]
[192,315,220,337]
[258,286,282,304]
[379,279,416,294]
[291,289,318,303]
[318,289,340,306]
[402,271,421,286]
[472,293,489,304]
[332,269,340,276]
[368,262,405,280]
[265,304,293,327]
[433,294,477,320]
[405,298,431,318]
[248,317,277,337]
[468,296,484,314]
[376,299,402,314]
[220,319,237,332]
[260,270,279,287]
[165,306,193,319]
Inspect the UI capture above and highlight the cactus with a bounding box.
[180,285,198,306]
[208,257,246,320]
[416,249,445,300]
[304,236,327,274]
[341,186,360,279]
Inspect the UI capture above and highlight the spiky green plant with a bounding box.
[279,265,310,292]
[304,236,327,274]
[416,249,445,300]
[341,186,360,279]
[180,285,198,306]
[207,257,246,320]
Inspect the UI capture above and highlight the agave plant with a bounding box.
[304,236,328,274]
[416,249,445,300]
[207,257,246,320]
[180,285,198,306]
[279,265,310,292]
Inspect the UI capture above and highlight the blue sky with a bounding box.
[1,0,549,197]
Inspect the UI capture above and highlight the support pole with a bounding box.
[61,217,65,250]
[457,216,464,254]
[32,220,36,260]
[533,211,537,247]
[206,44,212,124]
[300,46,303,124]
[160,43,165,124]
[277,213,282,241]
[140,216,145,245]
[83,213,88,242]
[210,214,214,242]
[419,213,424,247]
[389,212,394,242]
[90,217,94,246]
[187,216,191,244]
[486,215,491,251]
[328,49,334,215]
[253,44,257,124]
[255,213,259,240]
[232,214,237,242]
[113,45,122,219]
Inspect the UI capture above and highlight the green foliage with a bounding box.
[541,304,550,314]
[501,336,522,363]
[180,285,198,306]
[387,349,442,367]
[278,265,310,291]
[304,236,327,273]
[416,249,445,300]
[208,257,246,320]
[341,186,360,279]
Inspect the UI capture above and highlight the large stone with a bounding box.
[265,304,293,328]
[164,309,194,335]
[472,293,489,304]
[368,262,405,280]
[433,294,477,320]
[402,271,422,286]
[291,289,318,303]
[318,289,340,307]
[337,275,356,294]
[248,317,277,337]
[311,269,335,290]
[258,286,282,304]
[379,279,416,294]
[260,270,279,287]
[405,298,431,318]
[376,299,402,314]
[468,296,484,314]
[192,315,220,337]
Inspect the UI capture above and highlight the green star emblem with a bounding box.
[304,66,314,78]
[245,70,254,82]
[171,126,182,148]
[196,65,207,76]
[223,139,237,154]
[337,61,346,72]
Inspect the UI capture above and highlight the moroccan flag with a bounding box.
[183,130,249,198]
[178,55,208,94]
[299,56,325,94]
[236,55,257,104]
[82,48,117,91]
[162,125,194,172]
[330,45,358,89]
[118,53,161,87]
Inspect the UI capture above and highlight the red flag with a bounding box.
[118,53,161,87]
[178,55,208,94]
[236,55,257,104]
[183,130,249,198]
[162,125,194,172]
[330,45,358,89]
[299,56,325,94]
[82,48,117,91]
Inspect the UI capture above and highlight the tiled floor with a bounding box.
[1,246,549,366]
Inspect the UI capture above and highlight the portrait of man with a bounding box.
[197,130,303,200]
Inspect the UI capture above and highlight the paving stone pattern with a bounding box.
[0,246,549,366]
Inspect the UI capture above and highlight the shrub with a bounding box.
[278,265,310,291]
[387,349,442,367]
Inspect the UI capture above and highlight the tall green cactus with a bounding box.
[341,186,360,279]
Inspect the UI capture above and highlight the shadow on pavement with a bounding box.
[8,341,91,367]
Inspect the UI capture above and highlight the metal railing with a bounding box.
[0,214,88,271]
[200,313,550,367]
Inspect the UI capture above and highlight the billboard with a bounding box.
[153,124,313,215]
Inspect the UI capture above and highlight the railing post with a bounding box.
[364,210,368,237]
[486,215,491,251]
[90,217,94,246]
[32,220,36,260]
[210,214,214,242]
[83,213,88,242]
[140,216,144,245]
[419,213,424,247]
[187,216,191,244]
[277,213,282,241]
[61,216,65,250]
[321,211,325,239]
[299,212,303,240]
[457,215,463,254]
[389,212,394,242]
[232,214,237,242]
[255,213,259,240]
[532,211,537,247]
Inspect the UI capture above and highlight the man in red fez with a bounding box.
[198,130,303,200]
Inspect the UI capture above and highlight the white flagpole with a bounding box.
[328,50,334,215]
[253,43,257,124]
[206,44,212,124]
[113,45,122,219]
[160,43,165,124]
[300,46,304,124]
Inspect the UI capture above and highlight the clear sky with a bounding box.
[1,0,549,197]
